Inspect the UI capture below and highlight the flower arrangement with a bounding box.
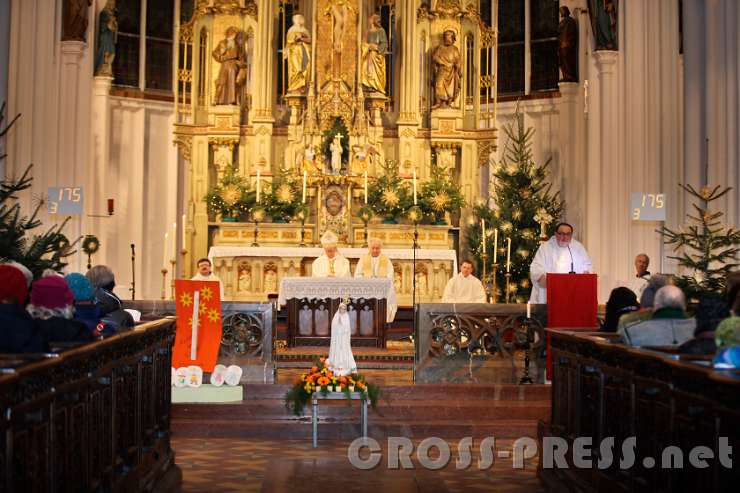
[367,159,412,222]
[263,168,303,222]
[284,357,381,416]
[419,162,465,224]
[204,171,255,221]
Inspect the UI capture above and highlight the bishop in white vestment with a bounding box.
[528,223,593,303]
[442,260,487,303]
[312,231,350,277]
[354,237,397,321]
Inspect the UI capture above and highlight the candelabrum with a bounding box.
[480,251,489,301]
[170,259,177,300]
[251,207,265,247]
[180,248,188,278]
[362,219,369,247]
[519,316,536,385]
[505,272,512,303]
[297,211,307,247]
[491,262,499,304]
[160,268,168,300]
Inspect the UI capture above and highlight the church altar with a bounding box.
[207,245,458,304]
[278,277,393,347]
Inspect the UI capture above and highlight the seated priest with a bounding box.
[442,260,487,303]
[191,258,224,299]
[355,237,397,320]
[312,231,350,277]
[528,222,593,303]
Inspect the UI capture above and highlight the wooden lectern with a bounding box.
[546,273,598,379]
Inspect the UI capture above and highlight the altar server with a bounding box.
[355,237,397,321]
[442,260,487,303]
[312,231,350,277]
[191,258,225,298]
[528,222,593,303]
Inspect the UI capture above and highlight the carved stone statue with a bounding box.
[324,0,355,78]
[94,0,118,77]
[62,0,93,42]
[212,26,248,105]
[588,0,618,50]
[330,134,343,174]
[432,30,462,109]
[302,145,320,174]
[558,6,578,82]
[361,14,388,94]
[284,14,311,94]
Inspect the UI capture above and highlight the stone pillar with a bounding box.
[557,82,582,233]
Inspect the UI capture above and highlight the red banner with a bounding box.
[172,280,223,372]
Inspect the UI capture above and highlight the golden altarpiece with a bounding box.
[173,0,497,303]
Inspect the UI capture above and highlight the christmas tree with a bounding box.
[468,116,564,302]
[658,183,740,298]
[0,102,76,278]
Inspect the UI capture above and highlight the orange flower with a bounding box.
[317,376,330,386]
[319,357,326,363]
[310,366,318,373]
[339,376,348,384]
[357,382,366,389]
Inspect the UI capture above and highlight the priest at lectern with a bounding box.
[312,231,351,277]
[528,222,593,303]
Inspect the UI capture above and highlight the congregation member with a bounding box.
[65,272,102,333]
[628,253,651,295]
[601,287,640,333]
[86,265,135,332]
[617,274,670,332]
[715,273,740,349]
[618,285,695,347]
[354,237,397,320]
[528,222,593,303]
[26,275,93,345]
[0,264,47,353]
[191,258,225,298]
[442,260,487,303]
[312,231,350,277]
[678,294,729,354]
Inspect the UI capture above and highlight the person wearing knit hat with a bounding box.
[85,265,135,335]
[0,264,47,353]
[65,273,102,333]
[1,260,33,288]
[27,276,93,345]
[312,230,350,277]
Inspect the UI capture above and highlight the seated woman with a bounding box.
[86,265,134,335]
[0,264,47,353]
[601,287,639,332]
[27,275,93,345]
[65,272,102,333]
[678,294,729,354]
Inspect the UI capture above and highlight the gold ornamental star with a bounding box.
[198,303,209,316]
[207,308,221,323]
[179,292,193,306]
[200,286,213,302]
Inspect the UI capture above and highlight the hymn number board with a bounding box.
[630,192,666,221]
[48,187,83,215]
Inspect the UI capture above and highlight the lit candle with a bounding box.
[171,222,177,261]
[493,228,498,263]
[412,169,417,205]
[302,170,307,204]
[163,232,169,270]
[506,237,512,273]
[181,214,187,247]
[480,219,486,250]
[256,170,261,203]
[363,171,368,204]
[527,302,531,319]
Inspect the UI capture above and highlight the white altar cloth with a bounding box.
[208,246,458,275]
[277,277,396,323]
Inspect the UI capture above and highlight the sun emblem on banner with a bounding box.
[180,292,193,306]
[201,286,213,301]
[207,308,221,323]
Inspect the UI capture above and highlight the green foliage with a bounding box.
[468,117,564,302]
[367,159,413,220]
[419,161,466,223]
[204,171,255,220]
[263,168,304,221]
[0,104,77,278]
[658,184,740,298]
[320,118,350,167]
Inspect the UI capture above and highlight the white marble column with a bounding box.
[557,82,581,233]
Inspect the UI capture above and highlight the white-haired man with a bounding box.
[312,231,350,277]
[618,285,695,347]
[355,237,397,321]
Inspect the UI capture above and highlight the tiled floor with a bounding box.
[172,436,544,492]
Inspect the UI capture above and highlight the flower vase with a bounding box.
[348,385,355,393]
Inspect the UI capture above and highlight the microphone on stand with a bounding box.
[567,245,575,274]
[130,243,136,300]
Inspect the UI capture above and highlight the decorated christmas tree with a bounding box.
[468,116,564,302]
[658,183,740,298]
[0,103,76,278]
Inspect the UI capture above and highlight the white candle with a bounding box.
[256,170,261,203]
[526,302,531,319]
[493,228,498,263]
[506,237,511,273]
[480,219,486,250]
[363,171,368,204]
[171,222,177,261]
[181,214,187,247]
[413,169,417,205]
[163,232,169,270]
[302,170,307,204]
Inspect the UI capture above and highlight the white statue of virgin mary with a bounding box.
[326,301,357,376]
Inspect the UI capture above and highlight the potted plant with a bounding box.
[204,172,255,221]
[263,168,303,222]
[419,162,466,224]
[367,159,412,223]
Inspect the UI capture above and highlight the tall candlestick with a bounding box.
[171,222,177,260]
[412,169,417,205]
[181,214,187,246]
[480,219,486,250]
[256,170,261,203]
[363,171,368,204]
[347,186,351,210]
[302,170,307,203]
[163,232,169,270]
[506,237,512,273]
[493,228,498,263]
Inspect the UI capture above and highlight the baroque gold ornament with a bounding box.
[220,184,241,206]
[277,184,294,203]
[430,191,451,212]
[382,189,400,207]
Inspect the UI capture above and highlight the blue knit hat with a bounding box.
[65,273,95,302]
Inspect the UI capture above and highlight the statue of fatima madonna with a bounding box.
[330,134,343,174]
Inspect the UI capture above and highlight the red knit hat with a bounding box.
[30,276,74,310]
[0,264,29,306]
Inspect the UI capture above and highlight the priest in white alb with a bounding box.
[312,230,351,277]
[528,222,593,303]
[442,260,487,303]
[354,237,397,320]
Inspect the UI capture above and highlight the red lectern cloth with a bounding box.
[546,273,598,379]
[172,280,223,371]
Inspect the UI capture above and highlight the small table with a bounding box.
[311,391,368,448]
